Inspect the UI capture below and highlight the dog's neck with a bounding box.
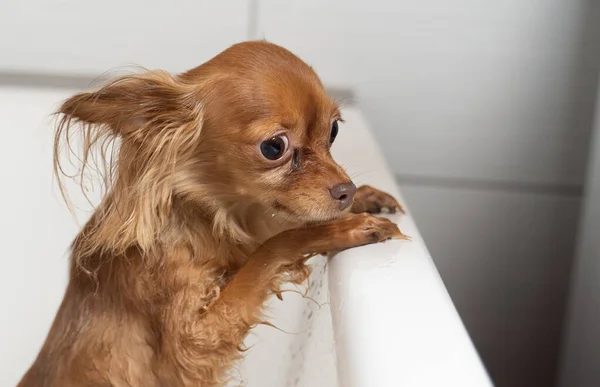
[154,198,300,272]
[182,197,299,246]
[71,193,300,278]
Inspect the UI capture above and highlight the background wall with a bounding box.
[256,1,599,386]
[0,0,250,74]
[559,75,600,387]
[0,88,80,387]
[1,1,599,386]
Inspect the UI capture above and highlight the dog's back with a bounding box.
[19,278,158,387]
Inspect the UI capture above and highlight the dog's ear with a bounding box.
[56,71,204,263]
[58,70,201,140]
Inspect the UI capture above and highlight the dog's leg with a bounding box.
[214,213,407,328]
[351,185,405,214]
[158,214,406,385]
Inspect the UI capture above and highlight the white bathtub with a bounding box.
[0,87,492,387]
[236,109,492,387]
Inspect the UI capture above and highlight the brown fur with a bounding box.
[19,41,407,387]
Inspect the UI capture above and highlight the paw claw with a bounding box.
[321,212,409,252]
[352,185,406,216]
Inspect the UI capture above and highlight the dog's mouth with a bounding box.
[270,199,348,223]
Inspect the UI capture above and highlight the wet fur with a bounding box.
[19,41,406,387]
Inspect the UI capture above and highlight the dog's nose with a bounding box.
[329,182,357,211]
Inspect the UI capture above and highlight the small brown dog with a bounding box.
[19,41,406,387]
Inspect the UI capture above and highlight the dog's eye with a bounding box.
[260,135,289,160]
[330,121,339,144]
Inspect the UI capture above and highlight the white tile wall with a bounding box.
[401,184,580,387]
[257,0,596,186]
[559,76,600,387]
[0,0,249,74]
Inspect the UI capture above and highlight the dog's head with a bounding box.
[184,42,356,223]
[57,41,355,250]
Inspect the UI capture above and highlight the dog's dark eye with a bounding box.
[330,121,339,144]
[260,135,289,160]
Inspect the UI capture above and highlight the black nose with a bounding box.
[329,182,357,211]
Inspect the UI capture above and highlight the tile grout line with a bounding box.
[0,71,356,101]
[247,0,260,41]
[397,174,583,197]
[0,72,98,89]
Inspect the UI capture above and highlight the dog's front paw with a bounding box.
[351,185,405,214]
[325,213,409,253]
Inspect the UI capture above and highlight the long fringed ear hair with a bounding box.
[54,70,203,268]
